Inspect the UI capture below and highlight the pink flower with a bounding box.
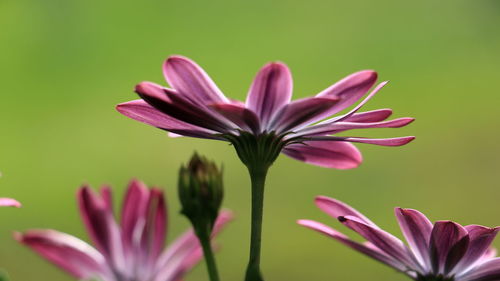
[16,180,232,281]
[299,197,500,281]
[117,55,414,169]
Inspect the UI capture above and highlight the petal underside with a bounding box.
[282,141,362,169]
[339,215,418,270]
[316,70,378,117]
[246,62,293,126]
[297,219,407,272]
[163,55,229,103]
[313,196,378,227]
[16,230,109,280]
[135,82,234,133]
[395,208,433,270]
[116,100,219,139]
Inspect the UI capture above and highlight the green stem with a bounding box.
[244,165,269,281]
[198,227,221,281]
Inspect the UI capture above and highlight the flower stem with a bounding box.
[197,227,221,281]
[244,165,269,281]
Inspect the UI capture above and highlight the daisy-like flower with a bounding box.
[117,55,415,281]
[16,180,232,281]
[299,196,500,281]
[117,55,414,170]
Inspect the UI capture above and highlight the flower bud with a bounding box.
[178,153,224,231]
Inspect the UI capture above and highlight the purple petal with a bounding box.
[316,70,378,116]
[343,109,393,123]
[156,247,204,281]
[314,196,378,227]
[395,208,433,269]
[121,180,150,253]
[320,81,388,124]
[457,257,500,281]
[245,62,293,126]
[141,188,167,261]
[479,248,498,262]
[429,221,469,275]
[155,229,199,273]
[100,187,113,211]
[116,100,220,139]
[154,211,233,281]
[308,136,415,146]
[297,117,414,137]
[15,230,109,280]
[78,186,126,272]
[268,97,340,133]
[297,219,407,272]
[209,103,261,133]
[212,209,234,236]
[282,141,362,169]
[339,215,418,269]
[163,55,229,103]
[452,225,500,275]
[135,82,234,133]
[0,197,21,207]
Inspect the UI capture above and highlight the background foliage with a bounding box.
[1,0,500,280]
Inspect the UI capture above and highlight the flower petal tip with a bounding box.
[403,136,416,144]
[218,209,235,223]
[0,198,21,208]
[297,219,316,228]
[356,70,378,80]
[12,231,23,242]
[267,61,289,69]
[165,55,190,64]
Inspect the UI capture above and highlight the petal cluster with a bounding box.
[299,196,500,281]
[16,180,232,281]
[117,55,414,169]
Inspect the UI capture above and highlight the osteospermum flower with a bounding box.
[16,180,232,281]
[299,196,500,281]
[117,55,414,169]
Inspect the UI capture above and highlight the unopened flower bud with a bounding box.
[178,153,224,231]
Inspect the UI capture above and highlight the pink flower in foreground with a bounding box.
[299,196,500,281]
[16,180,232,281]
[117,55,414,169]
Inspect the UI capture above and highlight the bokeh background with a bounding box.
[1,0,500,280]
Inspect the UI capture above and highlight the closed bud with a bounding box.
[178,153,224,232]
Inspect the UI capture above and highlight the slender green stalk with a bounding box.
[244,165,269,281]
[198,227,221,281]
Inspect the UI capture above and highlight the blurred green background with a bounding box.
[1,0,500,280]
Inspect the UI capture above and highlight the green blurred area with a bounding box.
[1,0,500,280]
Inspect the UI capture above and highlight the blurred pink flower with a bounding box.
[0,197,20,207]
[117,55,414,169]
[299,197,500,281]
[16,180,232,281]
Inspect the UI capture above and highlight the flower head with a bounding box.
[299,196,500,281]
[16,180,232,281]
[117,55,414,169]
